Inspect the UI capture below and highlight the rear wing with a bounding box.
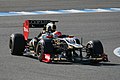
[23,20,58,40]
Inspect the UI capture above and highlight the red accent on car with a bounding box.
[42,53,51,63]
[46,35,53,38]
[54,31,62,37]
[23,20,29,40]
[68,35,74,38]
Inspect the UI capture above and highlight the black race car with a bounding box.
[9,20,108,63]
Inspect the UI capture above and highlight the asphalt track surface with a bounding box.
[0,0,120,80]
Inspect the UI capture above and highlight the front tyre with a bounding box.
[9,33,25,55]
[86,40,104,63]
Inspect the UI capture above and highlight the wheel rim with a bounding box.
[86,43,93,58]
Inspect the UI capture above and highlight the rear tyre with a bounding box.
[9,33,25,55]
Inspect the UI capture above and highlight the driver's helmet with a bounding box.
[53,31,62,38]
[46,22,56,32]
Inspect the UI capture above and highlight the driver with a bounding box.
[37,22,56,38]
[46,22,56,33]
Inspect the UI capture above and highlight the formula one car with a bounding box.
[9,20,108,63]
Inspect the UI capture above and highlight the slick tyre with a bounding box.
[36,39,54,62]
[9,33,25,55]
[86,40,104,58]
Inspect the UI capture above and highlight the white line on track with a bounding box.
[114,47,120,57]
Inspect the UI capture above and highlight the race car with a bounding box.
[9,20,108,63]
